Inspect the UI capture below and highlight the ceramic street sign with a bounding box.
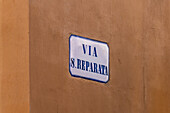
[69,34,109,83]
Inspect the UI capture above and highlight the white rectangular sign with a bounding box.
[69,34,109,83]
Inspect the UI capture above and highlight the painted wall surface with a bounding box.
[0,0,29,113]
[0,0,169,113]
[143,1,170,113]
[30,0,170,113]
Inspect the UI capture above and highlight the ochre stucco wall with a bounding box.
[0,0,170,113]
[0,0,29,113]
[143,1,170,112]
[30,0,170,113]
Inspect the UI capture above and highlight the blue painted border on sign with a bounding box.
[69,34,110,83]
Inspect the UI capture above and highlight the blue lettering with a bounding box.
[82,44,87,54]
[94,63,98,73]
[77,59,81,69]
[70,58,75,68]
[86,61,89,71]
[89,62,93,72]
[89,45,91,56]
[82,60,85,70]
[101,65,105,75]
[93,47,97,57]
[98,64,102,74]
[73,58,108,76]
[105,66,108,75]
